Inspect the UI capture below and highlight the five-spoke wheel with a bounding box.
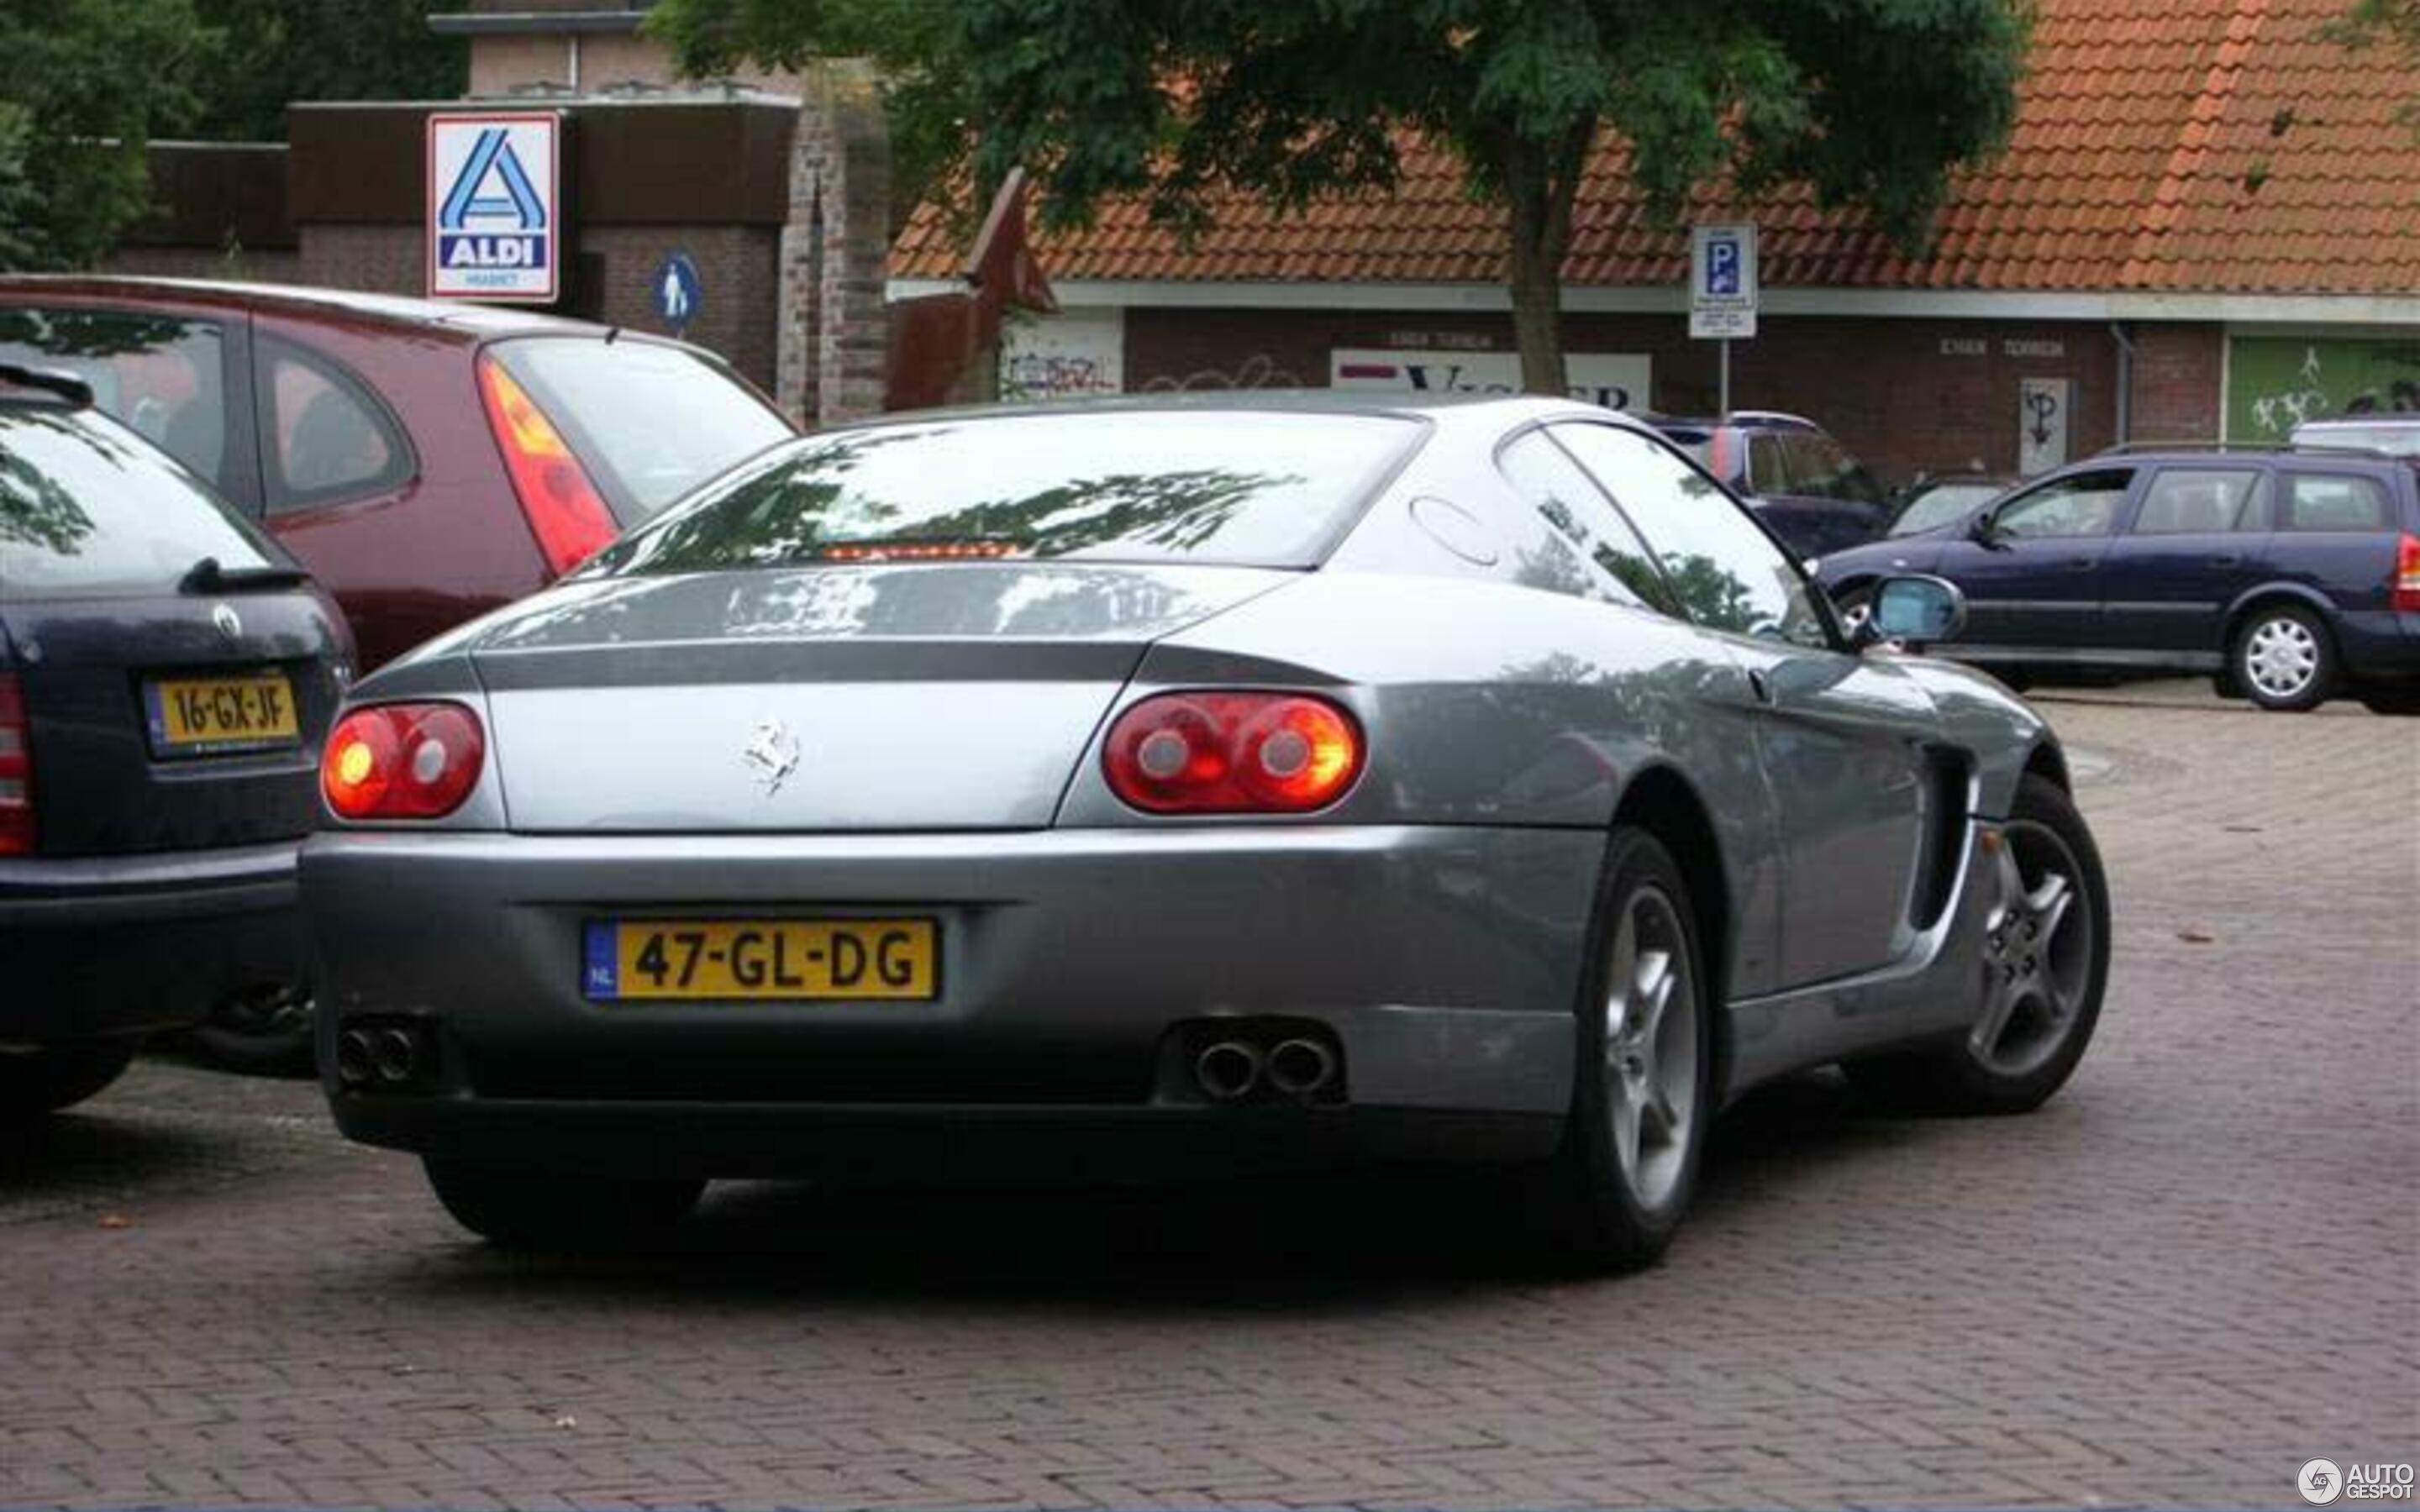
[1546,827,1712,1273]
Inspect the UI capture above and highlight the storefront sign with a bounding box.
[1329,349,1652,412]
[428,113,560,302]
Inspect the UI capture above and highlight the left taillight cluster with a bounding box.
[1102,691,1365,814]
[321,702,486,821]
[0,674,33,855]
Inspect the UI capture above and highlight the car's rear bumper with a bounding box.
[2335,609,2420,681]
[304,825,1601,1178]
[0,841,305,1043]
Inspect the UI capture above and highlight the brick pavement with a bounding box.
[2,691,2413,1509]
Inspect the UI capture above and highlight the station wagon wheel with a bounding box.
[1847,775,2110,1115]
[1545,827,1712,1273]
[2233,604,2337,712]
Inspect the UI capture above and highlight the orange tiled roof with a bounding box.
[891,0,2420,296]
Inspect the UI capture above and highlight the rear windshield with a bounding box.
[488,338,793,526]
[0,307,229,486]
[0,407,282,601]
[590,410,1424,575]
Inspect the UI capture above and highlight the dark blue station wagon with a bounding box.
[1819,445,2420,713]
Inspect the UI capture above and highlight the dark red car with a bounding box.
[0,278,795,668]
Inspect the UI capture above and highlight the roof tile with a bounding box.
[894,0,2417,296]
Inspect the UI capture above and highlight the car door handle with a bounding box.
[2064,556,2096,571]
[2207,554,2242,568]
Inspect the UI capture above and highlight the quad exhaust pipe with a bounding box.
[1189,1033,1339,1102]
[1193,1040,1263,1101]
[1265,1037,1337,1097]
[335,1024,428,1089]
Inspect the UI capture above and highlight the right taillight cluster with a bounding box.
[0,674,32,856]
[2395,533,2420,614]
[321,702,486,821]
[477,354,619,577]
[1102,691,1365,814]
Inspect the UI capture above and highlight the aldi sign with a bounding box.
[427,113,560,302]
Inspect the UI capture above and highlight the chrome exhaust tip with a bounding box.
[334,1029,375,1088]
[369,1027,418,1084]
[1265,1037,1337,1097]
[1193,1040,1264,1102]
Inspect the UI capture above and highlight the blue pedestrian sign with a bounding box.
[427,113,561,302]
[1689,223,1759,340]
[652,252,702,333]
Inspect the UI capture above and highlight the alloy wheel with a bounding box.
[1601,884,1698,1210]
[1971,822,2095,1077]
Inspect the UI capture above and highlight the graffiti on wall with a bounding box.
[1139,354,1303,392]
[999,310,1125,402]
[2230,337,2420,438]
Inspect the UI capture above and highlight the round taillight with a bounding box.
[322,702,486,821]
[1102,692,1365,814]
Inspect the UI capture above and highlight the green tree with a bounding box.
[648,0,2029,394]
[0,0,214,270]
[188,0,469,142]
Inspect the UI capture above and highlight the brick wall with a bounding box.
[2126,324,2225,443]
[1122,306,2171,486]
[576,226,781,389]
[777,65,889,425]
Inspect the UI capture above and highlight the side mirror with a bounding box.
[1967,511,2009,549]
[1869,574,1967,652]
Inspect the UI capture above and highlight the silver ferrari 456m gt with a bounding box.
[303,394,2110,1269]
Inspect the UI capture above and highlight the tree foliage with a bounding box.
[0,0,214,270]
[650,0,2032,392]
[188,0,470,142]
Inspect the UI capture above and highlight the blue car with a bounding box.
[1819,445,2420,713]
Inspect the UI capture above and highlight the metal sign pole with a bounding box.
[1719,339,1731,417]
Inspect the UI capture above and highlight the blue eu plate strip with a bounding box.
[581,922,618,1000]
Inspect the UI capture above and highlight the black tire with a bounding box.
[2231,603,2338,711]
[1542,827,1714,1273]
[0,1038,141,1120]
[184,985,316,1079]
[422,1159,704,1251]
[1847,775,2110,1115]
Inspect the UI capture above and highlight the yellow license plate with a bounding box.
[583,919,939,1001]
[143,671,301,755]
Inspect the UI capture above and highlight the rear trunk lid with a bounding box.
[0,402,347,857]
[3,590,346,856]
[469,562,1291,832]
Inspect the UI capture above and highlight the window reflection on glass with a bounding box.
[0,308,227,484]
[0,410,276,598]
[2281,474,2391,532]
[1549,423,1830,647]
[1497,432,1668,612]
[597,412,1423,575]
[2132,470,2264,535]
[1993,470,2132,538]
